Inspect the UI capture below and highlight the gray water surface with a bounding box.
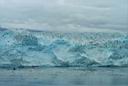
[0,67,128,86]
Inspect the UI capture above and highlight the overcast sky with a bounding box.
[0,0,128,32]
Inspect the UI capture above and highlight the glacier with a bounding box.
[0,27,128,68]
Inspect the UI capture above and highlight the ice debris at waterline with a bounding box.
[0,28,128,68]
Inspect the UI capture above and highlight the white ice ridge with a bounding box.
[0,27,128,68]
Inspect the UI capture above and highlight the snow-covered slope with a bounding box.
[0,27,128,67]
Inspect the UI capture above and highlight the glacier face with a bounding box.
[0,28,128,68]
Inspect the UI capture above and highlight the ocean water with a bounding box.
[0,67,128,86]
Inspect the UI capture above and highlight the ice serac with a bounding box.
[0,27,128,68]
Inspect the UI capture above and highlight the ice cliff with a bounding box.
[0,27,128,68]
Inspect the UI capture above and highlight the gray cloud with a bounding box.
[0,0,128,32]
